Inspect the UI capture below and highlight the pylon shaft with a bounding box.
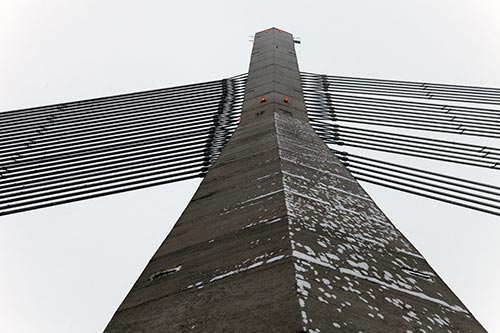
[104,28,485,332]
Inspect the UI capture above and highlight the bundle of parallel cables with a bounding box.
[0,75,246,215]
[302,73,500,216]
[1,72,499,217]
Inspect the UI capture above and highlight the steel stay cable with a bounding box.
[0,125,214,170]
[0,93,242,141]
[0,90,228,136]
[0,84,229,129]
[335,125,500,154]
[309,123,336,133]
[300,72,500,94]
[304,84,500,105]
[0,96,243,147]
[322,80,500,102]
[0,153,207,194]
[0,159,208,209]
[35,105,242,141]
[0,78,230,120]
[330,137,498,168]
[343,158,500,200]
[302,91,500,120]
[0,75,249,216]
[319,86,429,100]
[328,114,500,138]
[303,82,500,103]
[0,90,244,139]
[0,153,208,202]
[301,73,429,88]
[310,131,335,141]
[352,175,500,217]
[0,95,229,141]
[0,157,209,208]
[0,89,220,127]
[0,133,212,178]
[0,120,216,162]
[0,168,206,216]
[0,172,204,217]
[329,140,498,169]
[334,128,495,155]
[331,110,500,134]
[0,109,220,154]
[0,110,227,155]
[0,125,218,170]
[309,126,337,138]
[327,88,500,105]
[1,134,211,178]
[333,132,500,162]
[9,77,241,120]
[307,117,337,128]
[0,139,211,184]
[307,105,500,133]
[324,80,488,98]
[303,87,500,120]
[0,104,226,151]
[1,125,238,180]
[348,169,500,214]
[308,122,337,134]
[309,111,458,131]
[0,154,206,200]
[332,115,500,139]
[6,83,238,127]
[341,154,500,195]
[331,118,500,139]
[332,137,500,167]
[306,96,500,126]
[335,150,500,191]
[309,105,466,128]
[302,80,500,103]
[0,83,245,132]
[307,113,336,123]
[324,76,500,98]
[309,125,341,138]
[304,97,500,126]
[301,72,500,97]
[0,122,214,166]
[319,105,500,130]
[0,143,208,189]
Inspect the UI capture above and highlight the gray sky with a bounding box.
[1,1,499,332]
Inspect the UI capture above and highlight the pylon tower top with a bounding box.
[104,29,485,332]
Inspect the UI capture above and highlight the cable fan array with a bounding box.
[302,72,500,216]
[0,75,246,216]
[1,71,499,217]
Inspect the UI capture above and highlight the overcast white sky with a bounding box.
[1,1,500,332]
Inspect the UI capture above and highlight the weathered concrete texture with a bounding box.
[104,28,485,332]
[275,111,485,332]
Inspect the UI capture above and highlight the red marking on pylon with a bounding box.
[283,96,289,103]
[260,96,266,103]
